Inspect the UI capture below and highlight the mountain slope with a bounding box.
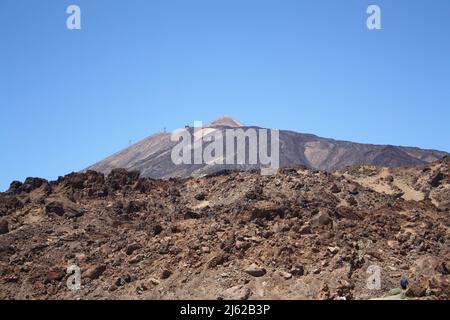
[87,116,447,178]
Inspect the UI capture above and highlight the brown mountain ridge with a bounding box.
[87,116,447,178]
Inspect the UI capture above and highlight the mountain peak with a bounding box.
[207,115,244,128]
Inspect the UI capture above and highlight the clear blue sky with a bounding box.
[0,0,449,191]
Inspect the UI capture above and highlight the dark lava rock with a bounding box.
[406,278,428,298]
[124,200,145,214]
[152,224,163,236]
[45,200,83,218]
[160,269,172,279]
[126,243,142,255]
[45,268,65,283]
[0,195,23,214]
[207,253,228,269]
[85,265,107,280]
[107,169,140,189]
[330,184,341,193]
[195,193,207,201]
[311,210,332,226]
[430,172,445,188]
[244,264,266,277]
[7,181,23,194]
[0,220,9,235]
[22,177,48,193]
[184,211,200,219]
[45,201,65,216]
[63,172,86,189]
[290,265,305,276]
[298,225,312,235]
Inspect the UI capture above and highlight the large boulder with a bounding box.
[249,201,284,221]
[107,169,140,190]
[85,265,107,280]
[125,243,142,255]
[220,285,251,300]
[45,198,84,218]
[244,263,266,277]
[207,253,228,269]
[406,277,428,298]
[45,268,66,283]
[21,177,48,193]
[0,220,9,235]
[311,210,332,226]
[430,172,445,188]
[428,275,450,298]
[7,181,23,194]
[0,195,23,215]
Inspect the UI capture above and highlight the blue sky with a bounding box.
[0,0,449,191]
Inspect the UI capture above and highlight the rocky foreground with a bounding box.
[0,157,449,300]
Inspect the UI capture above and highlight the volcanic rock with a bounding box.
[221,285,251,300]
[244,264,266,277]
[0,220,9,235]
[0,155,449,300]
[430,172,445,188]
[160,269,172,279]
[311,210,332,226]
[85,265,106,280]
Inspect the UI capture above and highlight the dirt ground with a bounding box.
[0,157,449,300]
